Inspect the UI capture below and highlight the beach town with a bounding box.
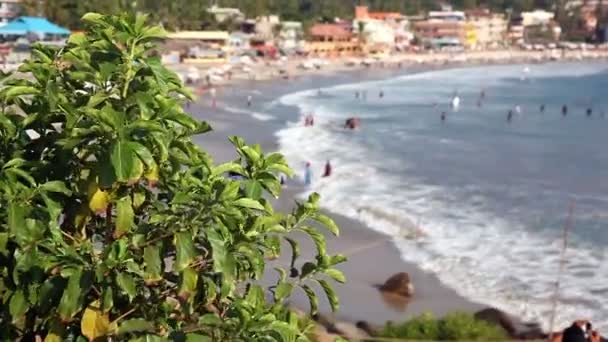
[1,1,608,341]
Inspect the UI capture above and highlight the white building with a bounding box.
[0,0,20,26]
[429,11,466,22]
[207,5,244,23]
[466,9,507,48]
[279,21,303,51]
[521,10,555,27]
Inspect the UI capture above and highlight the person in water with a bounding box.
[379,90,384,99]
[247,95,253,107]
[304,162,312,186]
[587,107,593,117]
[507,109,513,122]
[322,160,332,177]
[562,105,568,116]
[355,91,360,99]
[540,104,545,113]
[441,111,446,122]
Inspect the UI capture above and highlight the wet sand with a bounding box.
[188,67,487,326]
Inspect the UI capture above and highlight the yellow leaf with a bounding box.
[81,301,111,341]
[44,333,62,342]
[88,186,109,215]
[144,161,159,187]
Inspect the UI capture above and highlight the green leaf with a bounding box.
[143,245,162,283]
[274,282,294,303]
[317,279,339,312]
[115,196,134,238]
[244,180,263,200]
[178,267,199,301]
[111,141,136,183]
[203,277,217,305]
[140,26,168,40]
[207,229,236,297]
[129,142,155,169]
[219,181,240,201]
[269,320,298,341]
[241,146,260,164]
[174,232,195,271]
[312,213,339,237]
[116,272,137,302]
[211,162,244,177]
[325,269,346,284]
[58,269,83,321]
[199,313,222,326]
[5,85,39,98]
[300,262,317,280]
[82,12,105,24]
[8,203,27,244]
[186,334,212,342]
[284,237,300,270]
[39,181,72,195]
[299,227,326,256]
[101,287,114,312]
[0,232,7,255]
[234,198,265,211]
[117,319,155,335]
[245,284,264,308]
[301,285,319,315]
[9,290,28,323]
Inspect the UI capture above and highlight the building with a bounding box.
[278,21,303,51]
[521,10,554,27]
[306,23,358,56]
[354,6,411,52]
[207,5,244,23]
[166,31,230,64]
[466,9,508,48]
[0,0,20,26]
[414,10,466,48]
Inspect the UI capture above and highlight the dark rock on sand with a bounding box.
[356,321,379,336]
[474,307,547,340]
[378,272,415,297]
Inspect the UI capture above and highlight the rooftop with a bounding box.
[167,31,229,41]
[309,23,352,39]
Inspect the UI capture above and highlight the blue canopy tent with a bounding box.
[0,16,70,37]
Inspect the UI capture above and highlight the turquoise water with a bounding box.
[276,62,608,330]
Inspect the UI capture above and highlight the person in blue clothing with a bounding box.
[304,162,312,186]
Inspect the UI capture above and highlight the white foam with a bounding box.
[221,105,275,121]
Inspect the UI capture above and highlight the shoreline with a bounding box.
[186,58,607,334]
[189,65,491,326]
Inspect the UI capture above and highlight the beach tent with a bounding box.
[0,16,70,37]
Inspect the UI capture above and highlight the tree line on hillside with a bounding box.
[22,0,562,31]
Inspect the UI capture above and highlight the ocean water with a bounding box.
[274,62,608,331]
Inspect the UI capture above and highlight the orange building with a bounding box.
[306,23,358,56]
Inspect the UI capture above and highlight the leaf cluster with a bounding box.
[0,13,345,342]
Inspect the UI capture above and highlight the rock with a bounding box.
[474,308,547,340]
[333,321,370,342]
[313,324,341,342]
[378,272,414,297]
[356,321,378,336]
[474,308,516,336]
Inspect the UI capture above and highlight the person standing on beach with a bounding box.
[247,95,252,107]
[304,162,312,186]
[210,87,217,108]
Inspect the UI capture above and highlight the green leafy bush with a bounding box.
[380,312,508,341]
[0,13,345,341]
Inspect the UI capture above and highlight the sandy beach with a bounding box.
[188,67,488,327]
